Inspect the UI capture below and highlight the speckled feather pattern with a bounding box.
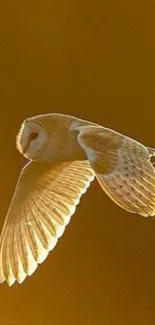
[78,126,155,216]
[96,137,155,216]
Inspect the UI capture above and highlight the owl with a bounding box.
[0,113,155,286]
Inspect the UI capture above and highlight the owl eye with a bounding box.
[29,132,38,141]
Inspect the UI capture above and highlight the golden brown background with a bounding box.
[0,0,155,324]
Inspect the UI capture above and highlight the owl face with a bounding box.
[16,120,49,160]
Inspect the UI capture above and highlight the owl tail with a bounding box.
[77,125,155,217]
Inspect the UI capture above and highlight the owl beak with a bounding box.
[22,141,30,154]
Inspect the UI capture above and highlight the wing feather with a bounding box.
[77,126,155,217]
[0,160,95,286]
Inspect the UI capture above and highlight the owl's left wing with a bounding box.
[77,125,155,217]
[0,160,95,286]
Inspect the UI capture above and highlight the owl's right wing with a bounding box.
[77,125,155,217]
[0,160,95,286]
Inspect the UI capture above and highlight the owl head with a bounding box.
[16,119,49,160]
[16,113,88,161]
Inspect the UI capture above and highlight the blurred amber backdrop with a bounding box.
[0,1,155,324]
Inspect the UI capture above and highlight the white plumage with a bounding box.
[0,113,155,286]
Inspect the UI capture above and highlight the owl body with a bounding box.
[0,112,155,286]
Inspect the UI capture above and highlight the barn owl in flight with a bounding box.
[0,113,155,287]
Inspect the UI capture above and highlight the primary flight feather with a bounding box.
[0,113,155,286]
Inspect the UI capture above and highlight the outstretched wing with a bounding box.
[0,160,95,286]
[77,125,155,217]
